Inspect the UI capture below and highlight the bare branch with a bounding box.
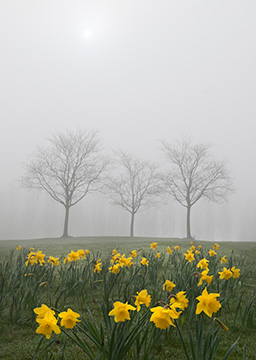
[21,129,109,237]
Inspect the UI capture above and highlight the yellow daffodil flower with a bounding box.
[197,258,209,270]
[231,266,240,279]
[109,263,120,274]
[130,250,137,258]
[174,246,180,251]
[185,251,195,262]
[48,256,59,267]
[108,301,136,322]
[150,242,158,250]
[34,304,55,320]
[68,250,80,262]
[213,243,220,251]
[221,256,227,264]
[219,267,232,280]
[196,288,221,318]
[94,259,102,273]
[208,249,217,257]
[58,308,81,329]
[141,257,149,266]
[134,289,151,311]
[163,280,176,292]
[36,311,61,339]
[150,304,179,329]
[77,249,85,259]
[170,291,189,310]
[197,268,213,286]
[166,246,172,254]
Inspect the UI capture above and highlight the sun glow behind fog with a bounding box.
[83,30,91,38]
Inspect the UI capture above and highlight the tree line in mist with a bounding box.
[21,129,234,239]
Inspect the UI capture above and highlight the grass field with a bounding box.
[0,236,256,359]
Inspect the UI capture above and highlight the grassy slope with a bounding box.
[1,236,256,258]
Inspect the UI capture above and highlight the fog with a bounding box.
[0,1,255,241]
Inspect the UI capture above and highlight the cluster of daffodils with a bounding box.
[219,266,240,280]
[151,242,181,259]
[34,304,80,339]
[183,242,202,263]
[22,247,90,268]
[107,286,187,330]
[25,248,59,268]
[108,249,134,273]
[32,240,242,343]
[64,249,90,263]
[107,281,222,330]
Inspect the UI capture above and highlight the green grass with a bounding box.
[0,236,256,359]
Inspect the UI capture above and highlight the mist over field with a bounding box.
[0,1,255,241]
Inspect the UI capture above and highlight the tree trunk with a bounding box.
[186,205,192,239]
[62,205,70,237]
[130,212,135,237]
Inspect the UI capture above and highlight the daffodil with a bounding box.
[112,249,117,255]
[208,249,217,257]
[221,256,227,264]
[174,245,180,251]
[150,304,179,329]
[170,291,189,310]
[150,242,158,250]
[197,268,213,286]
[185,251,195,262]
[77,249,85,259]
[108,301,136,322]
[141,257,149,266]
[25,251,37,266]
[196,288,221,318]
[58,308,81,329]
[134,289,151,311]
[231,266,240,279]
[34,304,55,320]
[156,252,161,258]
[195,250,200,255]
[213,243,220,251]
[218,267,232,280]
[48,256,59,267]
[190,245,196,252]
[163,280,176,292]
[109,263,120,274]
[166,246,172,254]
[130,250,137,258]
[197,258,209,270]
[36,311,61,339]
[35,251,45,266]
[111,253,121,264]
[94,259,102,273]
[68,250,80,262]
[16,245,22,250]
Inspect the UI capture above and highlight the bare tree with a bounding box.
[106,152,163,237]
[21,129,108,237]
[162,138,234,239]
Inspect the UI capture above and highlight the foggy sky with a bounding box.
[0,1,255,241]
